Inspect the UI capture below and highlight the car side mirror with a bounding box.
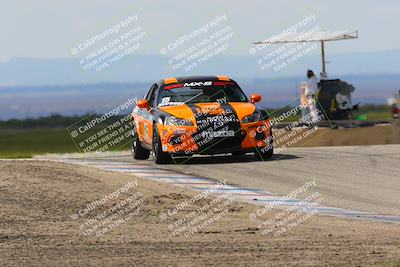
[137,99,150,109]
[250,93,262,103]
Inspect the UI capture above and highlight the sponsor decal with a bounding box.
[183,81,213,87]
[201,130,235,138]
[164,81,234,90]
[197,114,238,123]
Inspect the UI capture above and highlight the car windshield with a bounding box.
[157,81,248,107]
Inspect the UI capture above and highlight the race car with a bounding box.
[131,76,273,164]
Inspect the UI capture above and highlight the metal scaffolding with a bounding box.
[254,30,358,75]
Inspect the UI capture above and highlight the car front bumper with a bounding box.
[156,119,272,155]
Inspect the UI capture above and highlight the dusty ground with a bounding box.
[0,160,400,266]
[276,120,400,148]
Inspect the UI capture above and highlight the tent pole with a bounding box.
[321,40,326,75]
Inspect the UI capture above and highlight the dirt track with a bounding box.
[1,160,400,266]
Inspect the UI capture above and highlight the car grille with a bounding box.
[193,113,244,152]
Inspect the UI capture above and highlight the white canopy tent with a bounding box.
[254,30,358,76]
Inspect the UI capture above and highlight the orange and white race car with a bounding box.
[131,76,273,164]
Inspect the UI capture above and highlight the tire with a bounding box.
[255,146,273,160]
[255,129,274,160]
[131,129,150,160]
[152,126,171,164]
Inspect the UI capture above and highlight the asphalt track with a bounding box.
[42,144,400,222]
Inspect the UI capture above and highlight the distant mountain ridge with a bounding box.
[0,73,399,120]
[0,49,399,86]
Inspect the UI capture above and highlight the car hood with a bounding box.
[158,102,256,122]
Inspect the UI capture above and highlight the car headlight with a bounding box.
[165,116,193,126]
[241,112,262,124]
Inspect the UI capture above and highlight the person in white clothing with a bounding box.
[305,70,319,124]
[300,82,310,120]
[306,70,319,95]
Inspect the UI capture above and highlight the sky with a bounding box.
[1,0,400,62]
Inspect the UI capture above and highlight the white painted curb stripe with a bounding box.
[55,158,400,224]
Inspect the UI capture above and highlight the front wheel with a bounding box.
[131,129,150,160]
[232,152,246,157]
[255,130,273,160]
[153,126,171,164]
[255,146,273,160]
